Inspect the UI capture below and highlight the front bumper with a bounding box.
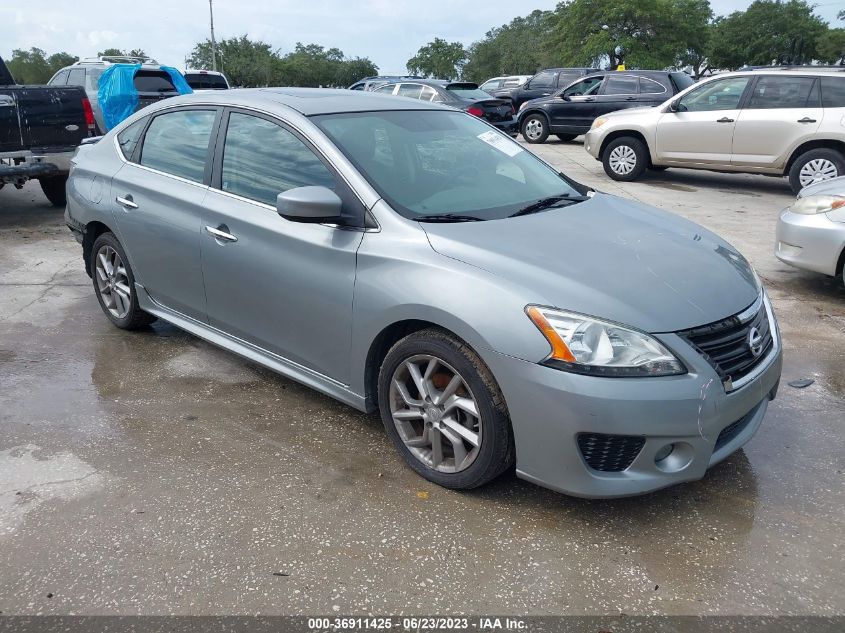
[583,128,603,159]
[482,301,783,498]
[775,208,845,276]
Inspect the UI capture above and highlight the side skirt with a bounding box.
[135,283,368,412]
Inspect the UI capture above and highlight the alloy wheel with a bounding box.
[524,118,544,141]
[608,145,638,175]
[389,354,482,473]
[95,245,132,319]
[798,158,838,188]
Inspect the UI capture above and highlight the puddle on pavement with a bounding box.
[0,444,105,534]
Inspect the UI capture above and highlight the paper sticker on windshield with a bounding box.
[477,130,523,157]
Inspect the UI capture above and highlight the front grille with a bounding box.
[678,297,773,388]
[577,433,645,472]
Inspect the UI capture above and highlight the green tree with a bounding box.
[463,10,555,82]
[673,0,714,79]
[97,48,149,60]
[188,36,278,87]
[98,48,124,57]
[817,28,845,65]
[545,0,689,69]
[47,52,79,73]
[407,38,467,79]
[5,48,53,84]
[709,0,828,69]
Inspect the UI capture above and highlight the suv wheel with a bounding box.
[39,176,68,207]
[378,329,514,490]
[521,114,549,144]
[789,149,845,194]
[602,136,648,181]
[90,232,156,330]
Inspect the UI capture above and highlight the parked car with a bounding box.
[374,80,517,135]
[0,54,95,206]
[183,69,230,91]
[518,70,694,144]
[584,69,845,193]
[489,68,597,110]
[479,75,532,93]
[349,75,424,91]
[775,175,845,284]
[65,88,782,498]
[48,56,187,132]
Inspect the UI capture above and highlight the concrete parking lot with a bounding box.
[0,139,843,616]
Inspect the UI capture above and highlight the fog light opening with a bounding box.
[654,442,694,473]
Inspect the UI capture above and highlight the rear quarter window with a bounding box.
[820,77,845,108]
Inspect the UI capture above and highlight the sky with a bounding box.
[1,0,844,75]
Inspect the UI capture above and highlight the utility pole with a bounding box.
[209,0,218,72]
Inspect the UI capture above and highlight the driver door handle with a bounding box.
[205,225,238,243]
[797,117,817,123]
[116,195,138,209]
[716,117,734,123]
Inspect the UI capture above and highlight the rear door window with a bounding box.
[397,84,423,99]
[747,76,818,109]
[220,112,335,206]
[117,117,148,160]
[530,71,556,89]
[66,68,86,87]
[820,77,845,108]
[139,109,216,182]
[603,75,639,95]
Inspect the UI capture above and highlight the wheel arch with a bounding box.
[598,129,652,164]
[82,220,114,277]
[784,139,845,175]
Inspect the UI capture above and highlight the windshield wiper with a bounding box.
[509,194,591,218]
[415,213,485,223]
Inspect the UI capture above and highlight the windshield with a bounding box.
[313,110,581,220]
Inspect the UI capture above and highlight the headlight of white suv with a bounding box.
[790,195,845,215]
[591,117,609,130]
[526,306,686,377]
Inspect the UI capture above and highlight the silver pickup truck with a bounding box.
[1,55,96,206]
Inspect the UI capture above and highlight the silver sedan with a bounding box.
[65,88,781,498]
[776,176,845,284]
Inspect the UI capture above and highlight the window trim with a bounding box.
[638,76,668,96]
[599,74,641,97]
[128,106,222,186]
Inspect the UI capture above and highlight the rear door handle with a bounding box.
[116,195,138,209]
[797,117,817,123]
[205,225,238,243]
[716,117,734,123]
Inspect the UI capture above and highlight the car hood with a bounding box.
[602,105,661,119]
[797,174,845,198]
[421,194,759,333]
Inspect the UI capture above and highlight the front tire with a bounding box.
[90,232,156,330]
[602,136,648,181]
[378,329,514,490]
[521,114,549,144]
[39,175,67,207]
[788,149,845,194]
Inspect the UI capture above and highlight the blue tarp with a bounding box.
[98,64,193,131]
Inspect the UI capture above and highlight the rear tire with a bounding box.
[39,175,67,207]
[602,136,648,181]
[788,149,845,194]
[556,134,577,142]
[378,328,514,490]
[521,114,549,144]
[90,232,156,330]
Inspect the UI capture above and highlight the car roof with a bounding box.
[158,87,448,115]
[183,69,226,76]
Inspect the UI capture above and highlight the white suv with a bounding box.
[584,69,845,193]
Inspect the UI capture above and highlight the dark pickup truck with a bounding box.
[1,55,95,206]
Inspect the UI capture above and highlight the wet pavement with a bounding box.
[0,141,843,616]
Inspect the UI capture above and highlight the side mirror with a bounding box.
[523,82,531,90]
[668,99,681,113]
[559,93,570,101]
[276,186,343,223]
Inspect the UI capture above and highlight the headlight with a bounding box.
[790,195,845,215]
[591,117,609,130]
[526,306,686,377]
